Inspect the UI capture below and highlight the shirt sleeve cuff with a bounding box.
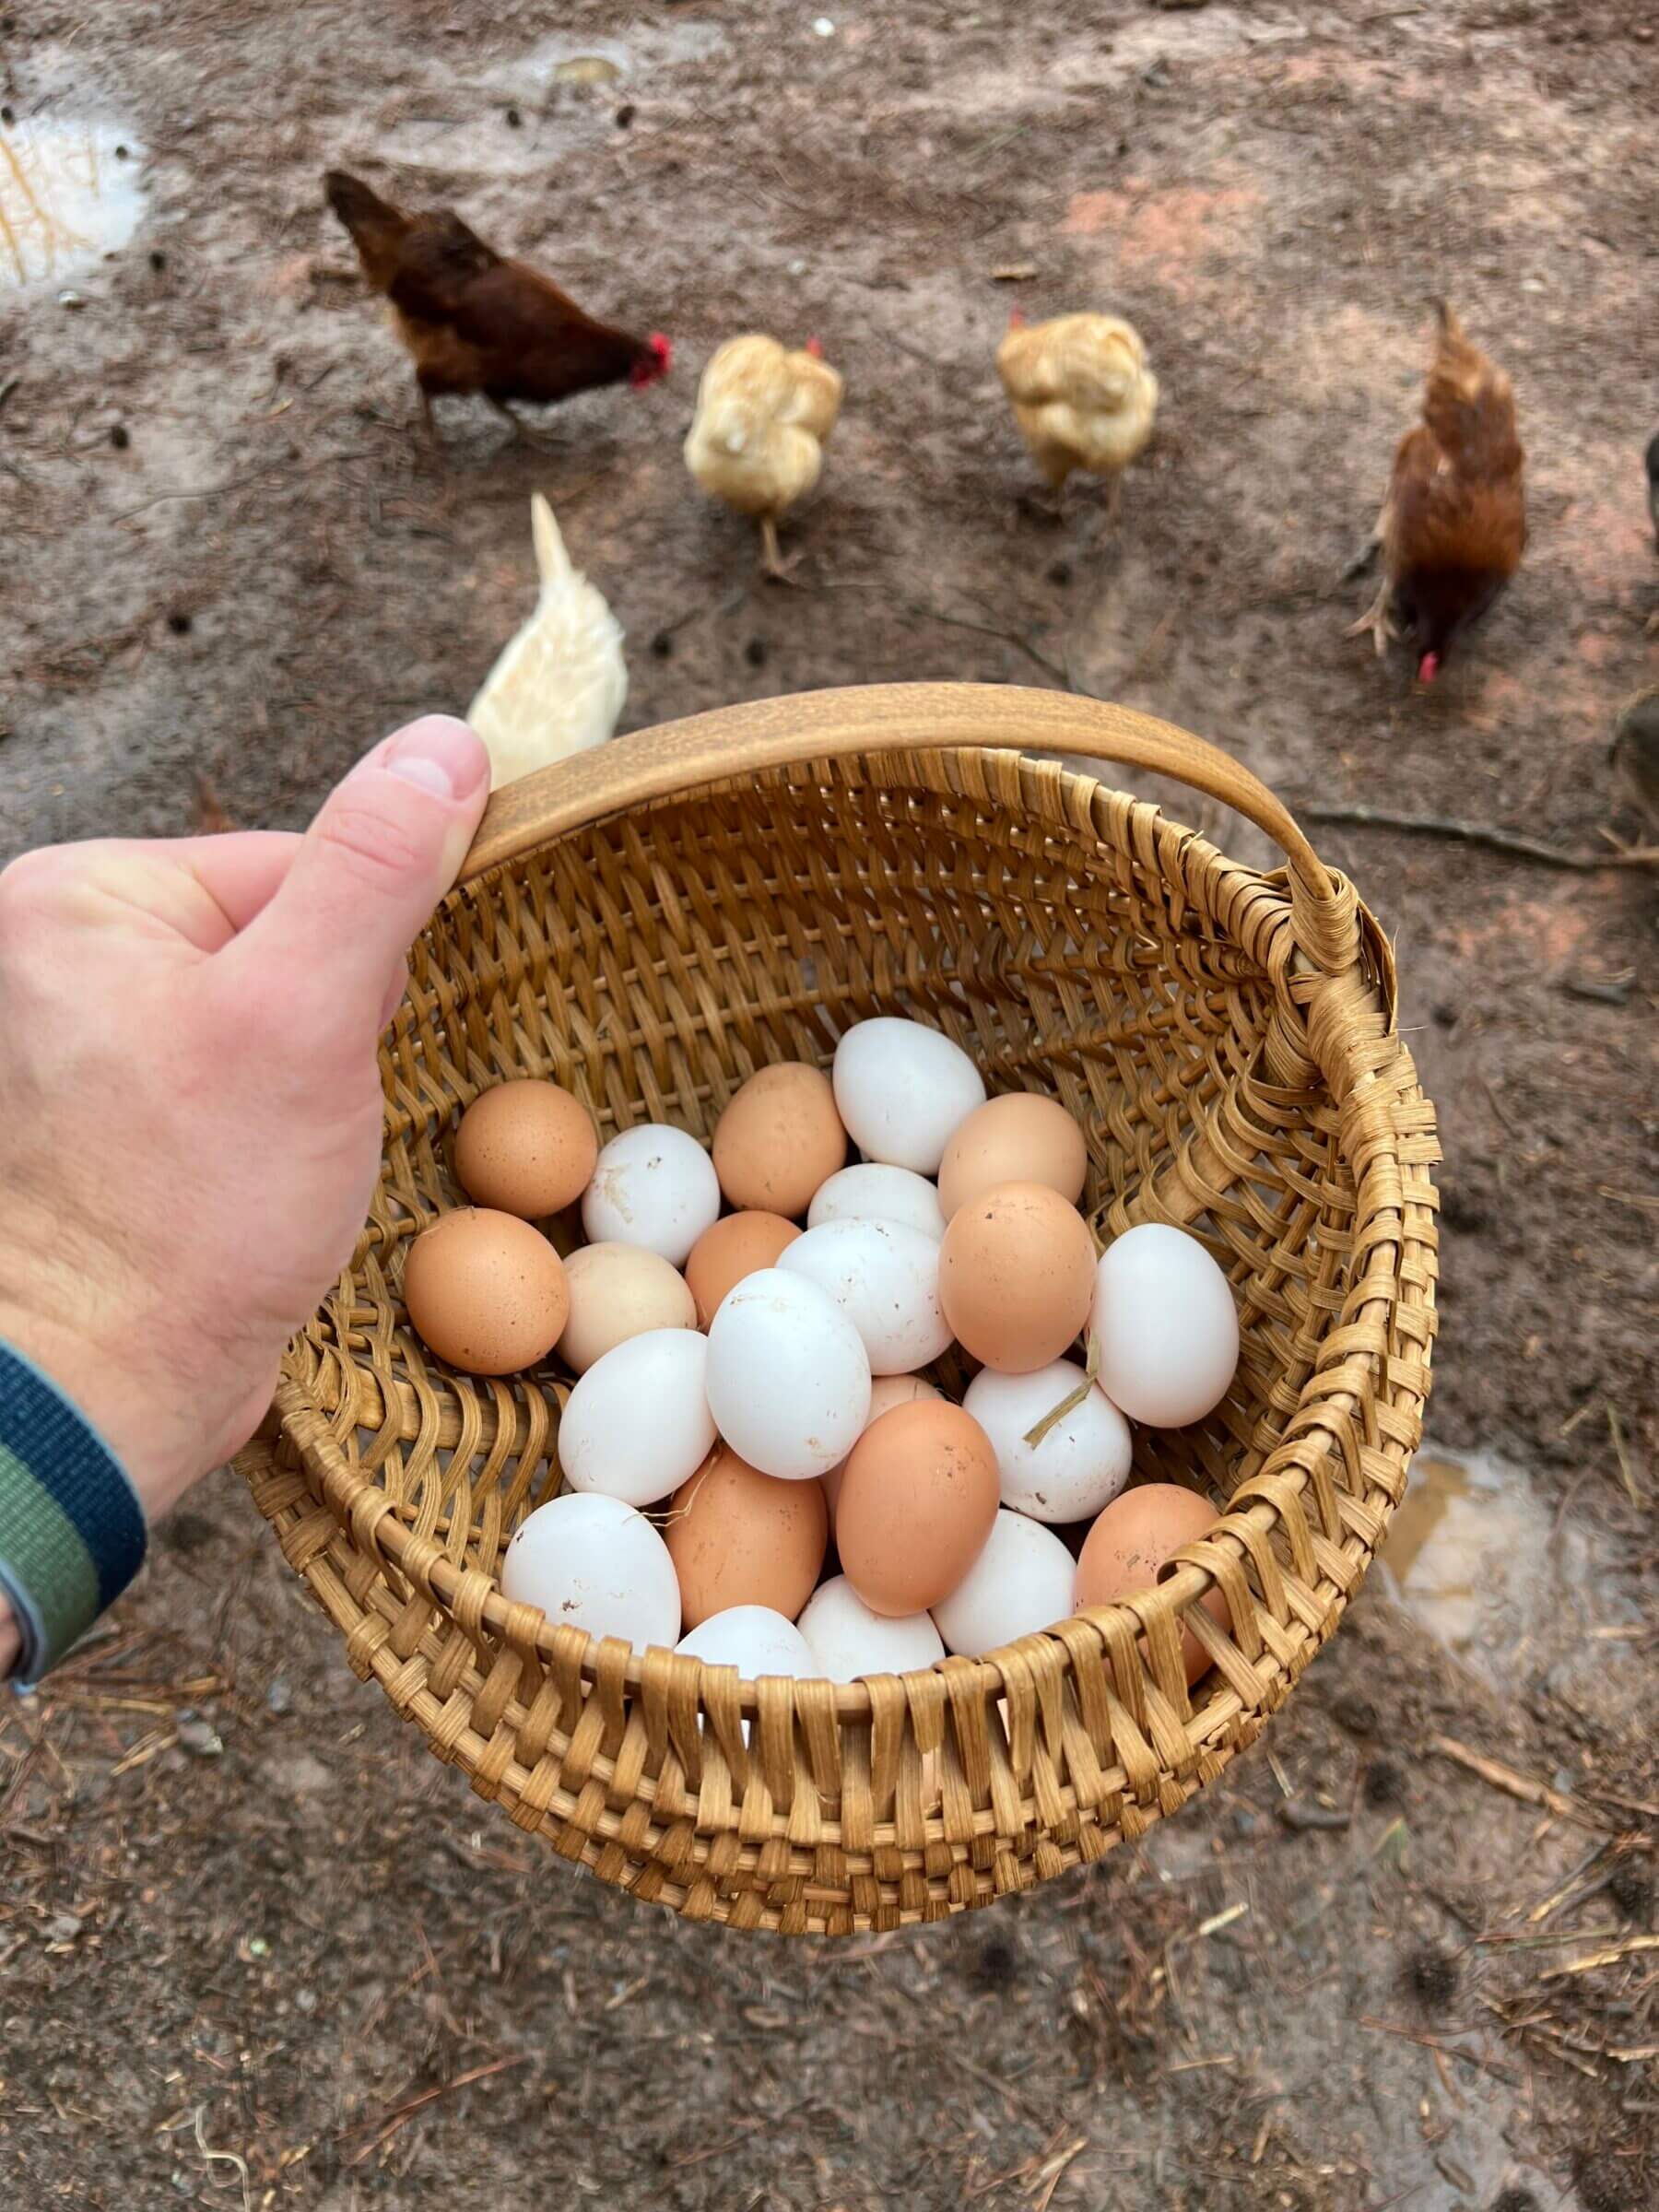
[0,1341,147,1686]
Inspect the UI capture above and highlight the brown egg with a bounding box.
[937,1182,1095,1373]
[836,1400,999,1617]
[712,1063,846,1218]
[1074,1483,1225,1685]
[403,1208,569,1375]
[454,1079,598,1218]
[684,1210,803,1329]
[938,1092,1088,1220]
[665,1444,829,1628]
[558,1241,697,1373]
[821,1373,941,1520]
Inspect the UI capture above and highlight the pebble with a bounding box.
[266,1677,293,1716]
[44,1912,83,1944]
[175,1709,224,1758]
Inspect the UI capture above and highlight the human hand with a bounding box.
[0,717,490,1545]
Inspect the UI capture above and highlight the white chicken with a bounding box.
[996,310,1159,514]
[466,495,626,789]
[684,333,843,577]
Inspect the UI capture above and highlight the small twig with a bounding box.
[1606,1404,1640,1507]
[341,2055,526,2167]
[1300,803,1659,872]
[1278,1799,1351,1833]
[901,598,1073,687]
[1541,1934,1659,1982]
[1024,1335,1100,1447]
[1430,1735,1608,1830]
[193,2107,252,2212]
[1357,2017,1518,2085]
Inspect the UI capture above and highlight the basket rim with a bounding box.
[253,725,1436,1741]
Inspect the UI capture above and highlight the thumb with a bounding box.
[234,717,488,1045]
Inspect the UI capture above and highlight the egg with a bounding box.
[557,1328,716,1507]
[821,1373,941,1518]
[1074,1482,1225,1684]
[1091,1223,1241,1428]
[453,1078,598,1218]
[712,1063,847,1218]
[937,1182,1095,1373]
[937,1091,1088,1220]
[835,1399,1000,1616]
[402,1208,569,1375]
[831,1017,987,1174]
[807,1163,947,1241]
[932,1510,1078,1655]
[677,1605,817,1680]
[704,1267,872,1480]
[581,1124,721,1266]
[962,1359,1133,1523]
[665,1444,828,1629]
[684,1210,802,1329]
[797,1575,944,1681]
[558,1242,697,1373]
[778,1218,951,1375]
[500,1492,680,1651]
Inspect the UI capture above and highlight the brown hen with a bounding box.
[324,171,670,443]
[1348,301,1525,681]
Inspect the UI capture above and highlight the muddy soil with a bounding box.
[2,3,1654,2207]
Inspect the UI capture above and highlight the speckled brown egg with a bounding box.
[835,1400,1000,1617]
[937,1181,1095,1372]
[937,1092,1088,1220]
[1074,1483,1225,1684]
[665,1444,829,1629]
[684,1210,804,1329]
[712,1063,847,1218]
[403,1207,569,1375]
[453,1079,598,1218]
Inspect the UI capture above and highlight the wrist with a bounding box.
[0,1284,182,1524]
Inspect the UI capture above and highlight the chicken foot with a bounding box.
[759,516,806,583]
[1345,578,1400,657]
[488,397,569,453]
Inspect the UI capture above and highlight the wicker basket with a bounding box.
[238,684,1438,1935]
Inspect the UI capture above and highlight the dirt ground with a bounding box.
[3,1,1656,2206]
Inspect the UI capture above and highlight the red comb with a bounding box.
[804,335,824,358]
[1007,305,1026,330]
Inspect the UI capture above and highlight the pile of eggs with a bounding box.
[400,1018,1241,1688]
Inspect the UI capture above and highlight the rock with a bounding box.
[175,1709,224,1758]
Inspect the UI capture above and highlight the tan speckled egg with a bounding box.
[665,1445,829,1629]
[835,1400,1000,1617]
[558,1242,697,1374]
[403,1208,569,1375]
[821,1372,941,1520]
[1075,1483,1226,1685]
[453,1079,598,1218]
[937,1181,1095,1373]
[712,1063,847,1218]
[937,1092,1088,1220]
[684,1210,803,1329]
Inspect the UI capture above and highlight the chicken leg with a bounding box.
[488,396,568,453]
[759,515,805,583]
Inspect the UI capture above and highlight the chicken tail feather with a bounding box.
[530,491,573,590]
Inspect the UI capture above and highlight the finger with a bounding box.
[378,957,410,1033]
[229,717,488,1047]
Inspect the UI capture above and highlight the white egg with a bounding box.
[677,1604,818,1678]
[931,1510,1078,1655]
[705,1267,871,1479]
[581,1124,720,1266]
[1091,1223,1240,1429]
[821,1372,941,1517]
[831,1018,987,1174]
[500,1492,680,1651]
[797,1575,944,1681]
[777,1217,952,1375]
[807,1163,947,1241]
[557,1327,715,1507]
[964,1359,1133,1523]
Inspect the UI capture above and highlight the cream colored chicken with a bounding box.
[996,310,1159,511]
[466,495,626,790]
[684,333,843,576]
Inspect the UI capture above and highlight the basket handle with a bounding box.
[459,684,1359,975]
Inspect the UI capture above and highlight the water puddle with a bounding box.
[1376,1444,1600,1686]
[0,116,147,294]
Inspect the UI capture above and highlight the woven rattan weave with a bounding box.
[238,684,1439,1933]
